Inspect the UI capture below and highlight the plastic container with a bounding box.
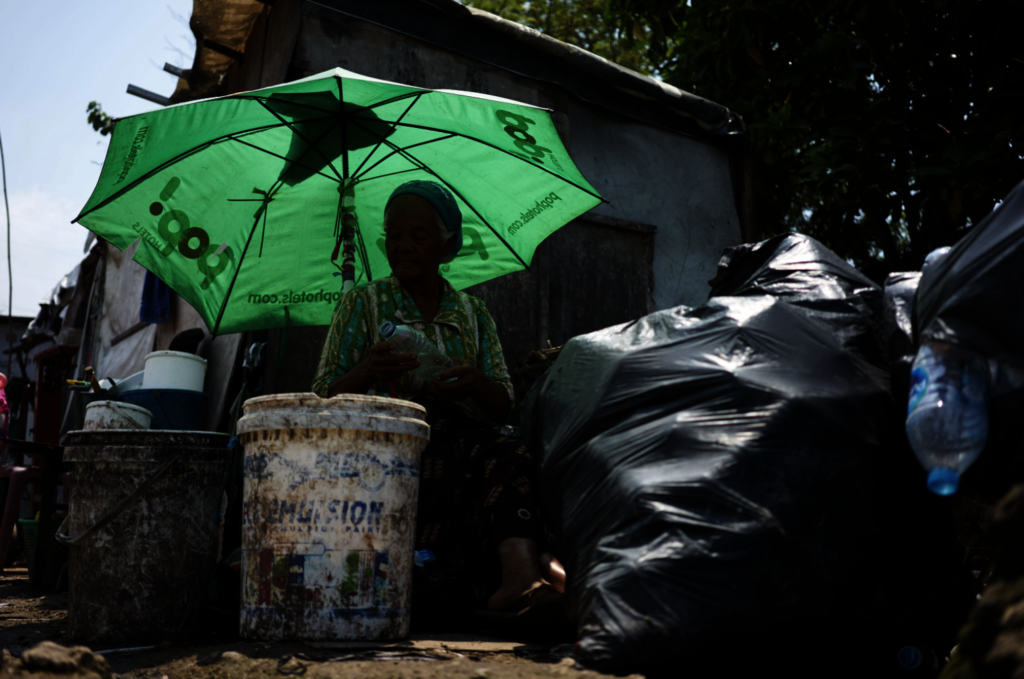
[237,392,429,640]
[379,321,454,393]
[142,351,207,392]
[906,342,992,495]
[120,389,204,431]
[109,370,145,395]
[83,401,153,430]
[62,429,231,644]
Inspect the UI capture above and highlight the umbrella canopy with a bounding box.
[75,68,603,335]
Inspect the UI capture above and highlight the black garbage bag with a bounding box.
[913,180,1024,501]
[915,179,1024,365]
[523,234,907,674]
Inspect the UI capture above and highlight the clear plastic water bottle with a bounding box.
[379,321,454,393]
[906,343,991,495]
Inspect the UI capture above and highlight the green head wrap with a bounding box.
[385,180,463,263]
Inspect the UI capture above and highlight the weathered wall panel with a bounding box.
[544,219,655,345]
[568,103,740,309]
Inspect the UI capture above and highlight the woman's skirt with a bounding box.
[414,398,546,576]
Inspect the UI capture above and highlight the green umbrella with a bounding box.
[74,68,603,335]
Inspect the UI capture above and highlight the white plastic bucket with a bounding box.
[141,351,207,392]
[83,401,153,430]
[237,392,429,641]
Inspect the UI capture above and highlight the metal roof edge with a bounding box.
[307,0,747,145]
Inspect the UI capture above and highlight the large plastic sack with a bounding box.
[913,181,1024,500]
[916,179,1024,366]
[523,234,905,673]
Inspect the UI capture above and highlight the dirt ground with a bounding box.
[0,571,637,679]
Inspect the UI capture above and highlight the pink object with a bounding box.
[0,374,8,439]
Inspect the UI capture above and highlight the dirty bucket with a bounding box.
[119,389,204,431]
[83,401,152,430]
[237,393,429,640]
[60,429,231,644]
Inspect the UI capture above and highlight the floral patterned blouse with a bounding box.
[312,275,513,414]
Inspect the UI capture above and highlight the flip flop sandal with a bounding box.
[472,584,574,641]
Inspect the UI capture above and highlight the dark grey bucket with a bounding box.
[61,429,231,644]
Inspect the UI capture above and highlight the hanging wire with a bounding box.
[0,127,11,377]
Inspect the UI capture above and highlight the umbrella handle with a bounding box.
[339,179,358,293]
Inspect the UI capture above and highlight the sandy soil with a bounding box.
[0,570,67,655]
[0,571,638,679]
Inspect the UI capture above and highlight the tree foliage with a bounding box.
[86,101,115,137]
[467,0,655,76]
[474,0,1023,276]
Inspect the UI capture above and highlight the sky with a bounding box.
[0,0,194,317]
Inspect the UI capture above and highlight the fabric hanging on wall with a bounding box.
[140,270,171,324]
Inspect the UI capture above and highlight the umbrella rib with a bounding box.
[212,115,350,332]
[336,75,347,179]
[366,119,605,202]
[359,90,430,113]
[353,134,456,182]
[212,203,267,336]
[349,121,529,271]
[431,176,529,271]
[336,76,425,287]
[228,135,342,185]
[233,88,423,118]
[250,115,343,258]
[232,94,338,116]
[282,116,346,187]
[342,78,375,284]
[256,100,345,182]
[350,93,424,179]
[356,168,422,184]
[258,198,270,257]
[333,184,344,240]
[212,182,286,334]
[73,118,338,223]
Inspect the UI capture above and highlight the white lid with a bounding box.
[145,350,208,365]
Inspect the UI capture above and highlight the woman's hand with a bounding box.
[432,357,510,422]
[366,341,419,382]
[326,342,419,396]
[431,357,483,400]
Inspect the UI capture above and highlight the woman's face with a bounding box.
[384,195,452,283]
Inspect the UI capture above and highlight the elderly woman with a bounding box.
[312,180,563,616]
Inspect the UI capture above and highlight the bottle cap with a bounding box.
[927,467,960,496]
[379,321,396,339]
